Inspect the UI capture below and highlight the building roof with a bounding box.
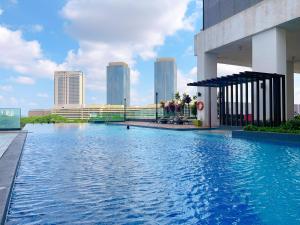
[187,71,284,87]
[108,62,128,67]
[54,71,83,74]
[156,57,176,62]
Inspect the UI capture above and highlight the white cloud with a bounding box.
[183,45,194,57]
[177,63,252,97]
[0,26,64,79]
[31,24,44,33]
[14,76,35,85]
[62,0,194,51]
[37,92,49,98]
[177,67,197,96]
[131,88,153,106]
[61,0,198,96]
[0,85,13,92]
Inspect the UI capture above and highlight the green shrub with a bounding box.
[294,115,300,120]
[244,116,300,134]
[191,102,197,116]
[244,125,258,131]
[21,114,87,126]
[192,119,202,127]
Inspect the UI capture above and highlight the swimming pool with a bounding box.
[6,124,300,224]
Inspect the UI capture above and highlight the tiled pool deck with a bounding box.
[0,132,27,225]
[0,134,18,159]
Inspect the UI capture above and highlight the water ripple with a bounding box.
[5,124,300,225]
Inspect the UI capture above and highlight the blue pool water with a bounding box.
[6,124,300,224]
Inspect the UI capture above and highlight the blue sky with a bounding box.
[0,0,299,115]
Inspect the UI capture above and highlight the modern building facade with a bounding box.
[106,62,130,106]
[195,0,300,127]
[154,58,177,103]
[54,71,85,107]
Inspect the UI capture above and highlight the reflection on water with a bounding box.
[53,123,88,131]
[6,124,300,225]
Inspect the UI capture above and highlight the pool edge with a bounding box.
[0,132,27,225]
[232,130,300,144]
[107,123,217,131]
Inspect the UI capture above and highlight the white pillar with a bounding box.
[252,28,287,121]
[286,61,294,119]
[253,28,287,74]
[196,34,218,127]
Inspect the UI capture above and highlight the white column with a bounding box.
[286,61,294,119]
[252,28,287,121]
[253,28,287,74]
[196,34,218,127]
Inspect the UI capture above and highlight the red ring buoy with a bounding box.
[197,101,204,111]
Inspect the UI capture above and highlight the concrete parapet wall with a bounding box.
[196,0,300,53]
[232,130,300,144]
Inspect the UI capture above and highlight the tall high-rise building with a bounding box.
[54,71,85,106]
[106,62,130,106]
[154,58,177,103]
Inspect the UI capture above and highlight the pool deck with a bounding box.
[110,121,217,131]
[0,134,17,159]
[0,131,27,225]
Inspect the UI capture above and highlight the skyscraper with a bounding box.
[106,62,130,106]
[154,58,177,103]
[54,71,85,106]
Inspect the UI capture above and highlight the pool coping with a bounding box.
[232,130,300,144]
[0,132,27,225]
[108,122,218,131]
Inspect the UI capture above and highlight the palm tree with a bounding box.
[185,95,192,117]
[182,93,192,117]
[175,92,181,101]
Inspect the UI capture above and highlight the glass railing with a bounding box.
[0,108,21,130]
[90,112,125,122]
[89,108,164,122]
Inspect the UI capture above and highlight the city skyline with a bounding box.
[0,0,299,116]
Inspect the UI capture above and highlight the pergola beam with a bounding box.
[187,71,286,127]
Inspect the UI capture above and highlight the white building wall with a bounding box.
[252,28,287,120]
[294,104,300,115]
[196,43,218,126]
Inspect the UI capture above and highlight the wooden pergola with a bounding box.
[188,71,286,127]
